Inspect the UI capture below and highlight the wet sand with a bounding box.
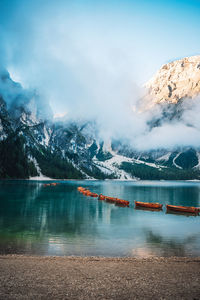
[0,255,200,299]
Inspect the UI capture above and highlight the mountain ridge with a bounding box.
[1,56,200,180]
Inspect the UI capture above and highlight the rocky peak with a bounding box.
[145,55,200,106]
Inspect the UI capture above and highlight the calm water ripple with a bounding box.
[0,180,200,257]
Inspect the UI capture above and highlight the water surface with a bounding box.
[0,180,200,257]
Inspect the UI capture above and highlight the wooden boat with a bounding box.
[90,193,98,197]
[166,204,199,215]
[98,194,106,200]
[105,197,129,206]
[105,196,117,203]
[82,190,91,196]
[86,192,93,196]
[44,183,51,187]
[115,199,129,207]
[135,201,163,210]
[77,187,86,192]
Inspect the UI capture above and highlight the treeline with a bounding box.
[0,134,85,179]
[120,162,200,180]
[88,141,113,161]
[81,165,116,180]
[31,147,84,179]
[0,135,38,179]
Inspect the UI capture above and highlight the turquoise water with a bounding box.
[0,180,200,257]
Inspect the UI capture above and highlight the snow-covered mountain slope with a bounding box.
[1,58,200,180]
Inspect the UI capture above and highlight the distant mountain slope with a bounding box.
[1,56,200,180]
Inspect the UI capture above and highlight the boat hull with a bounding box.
[98,195,106,200]
[166,205,199,215]
[105,197,129,206]
[135,201,163,210]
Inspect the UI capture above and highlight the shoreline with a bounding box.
[1,254,200,259]
[1,178,200,182]
[1,255,200,299]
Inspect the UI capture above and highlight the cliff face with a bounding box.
[145,55,200,105]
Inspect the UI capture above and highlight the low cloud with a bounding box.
[0,0,200,151]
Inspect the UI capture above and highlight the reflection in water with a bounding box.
[135,207,163,212]
[166,211,198,217]
[144,230,199,257]
[0,180,200,256]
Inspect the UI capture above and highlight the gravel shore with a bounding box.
[0,255,200,299]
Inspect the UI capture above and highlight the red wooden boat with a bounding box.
[77,186,83,191]
[105,197,129,206]
[105,196,117,203]
[90,193,98,197]
[115,199,129,207]
[135,201,163,210]
[98,194,106,200]
[82,190,91,195]
[77,187,86,192]
[166,204,199,215]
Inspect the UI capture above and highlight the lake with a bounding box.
[0,180,200,257]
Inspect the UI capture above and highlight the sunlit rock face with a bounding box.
[145,55,200,105]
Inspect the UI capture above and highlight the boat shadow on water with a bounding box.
[166,210,199,217]
[135,206,163,212]
[135,206,199,216]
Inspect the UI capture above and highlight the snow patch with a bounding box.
[156,152,172,162]
[29,174,53,180]
[173,152,182,169]
[93,151,167,180]
[93,154,135,180]
[28,156,53,180]
[43,126,50,146]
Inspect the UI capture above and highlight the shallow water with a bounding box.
[0,180,200,257]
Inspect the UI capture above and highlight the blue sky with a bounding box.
[0,0,200,115]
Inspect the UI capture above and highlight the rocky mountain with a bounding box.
[1,56,200,180]
[145,55,200,106]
